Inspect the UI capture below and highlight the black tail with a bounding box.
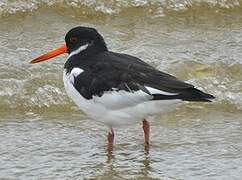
[178,88,215,102]
[152,88,215,102]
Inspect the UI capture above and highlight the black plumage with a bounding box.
[64,26,215,102]
[30,26,216,148]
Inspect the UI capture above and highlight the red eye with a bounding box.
[70,37,78,43]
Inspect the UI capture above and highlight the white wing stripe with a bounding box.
[145,86,178,95]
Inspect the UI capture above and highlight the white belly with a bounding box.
[63,69,181,127]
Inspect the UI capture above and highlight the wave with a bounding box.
[0,64,75,114]
[0,0,242,17]
[0,62,241,115]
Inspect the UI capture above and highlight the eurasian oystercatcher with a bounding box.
[30,26,215,151]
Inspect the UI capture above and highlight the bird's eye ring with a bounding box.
[70,37,78,43]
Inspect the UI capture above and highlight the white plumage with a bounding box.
[67,44,89,59]
[29,26,214,148]
[63,68,181,127]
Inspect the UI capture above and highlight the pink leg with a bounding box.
[142,119,150,146]
[107,128,114,151]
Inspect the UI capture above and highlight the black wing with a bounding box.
[74,51,215,101]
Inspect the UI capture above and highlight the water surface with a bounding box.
[0,0,242,179]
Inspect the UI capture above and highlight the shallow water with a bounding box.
[0,0,242,179]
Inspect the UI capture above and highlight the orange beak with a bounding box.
[30,44,68,64]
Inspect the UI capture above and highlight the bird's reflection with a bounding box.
[105,143,152,178]
[106,149,115,163]
[139,154,151,178]
[144,143,150,155]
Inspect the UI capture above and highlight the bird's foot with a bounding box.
[107,128,114,152]
[143,119,150,153]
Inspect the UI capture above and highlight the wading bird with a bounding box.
[30,26,214,151]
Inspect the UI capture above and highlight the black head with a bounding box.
[65,26,108,54]
[29,26,107,64]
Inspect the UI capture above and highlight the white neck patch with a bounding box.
[68,44,89,59]
[71,67,84,77]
